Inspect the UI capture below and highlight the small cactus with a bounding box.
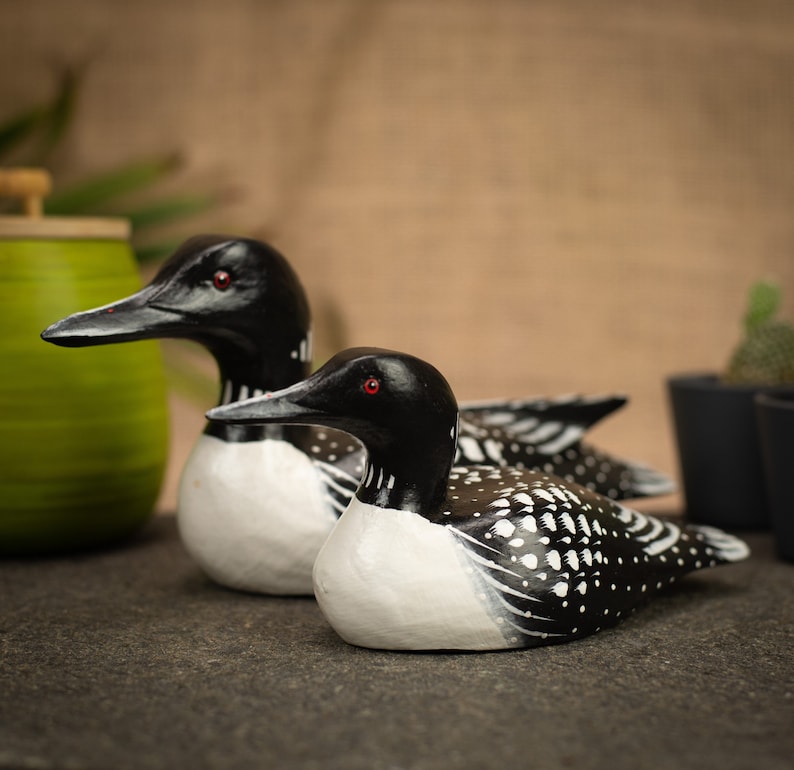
[724,280,794,385]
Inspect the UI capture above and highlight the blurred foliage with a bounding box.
[0,63,349,404]
[0,64,226,402]
[724,280,794,385]
[0,65,219,264]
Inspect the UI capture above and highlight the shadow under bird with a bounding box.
[41,235,674,596]
[207,347,748,651]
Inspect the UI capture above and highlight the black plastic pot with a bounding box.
[667,374,770,530]
[756,390,794,561]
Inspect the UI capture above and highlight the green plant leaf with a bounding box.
[125,193,216,232]
[745,280,780,332]
[45,154,182,214]
[0,107,46,159]
[30,66,81,164]
[0,66,81,163]
[132,239,186,265]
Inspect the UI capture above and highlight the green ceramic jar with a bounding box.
[0,169,168,554]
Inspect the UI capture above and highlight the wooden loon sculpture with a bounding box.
[207,347,749,651]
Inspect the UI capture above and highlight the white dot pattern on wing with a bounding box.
[436,465,725,645]
[457,395,675,500]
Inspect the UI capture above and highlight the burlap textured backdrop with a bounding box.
[3,0,792,511]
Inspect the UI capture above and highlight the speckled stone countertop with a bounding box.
[1,516,792,770]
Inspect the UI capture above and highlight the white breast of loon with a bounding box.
[312,498,510,651]
[178,433,337,595]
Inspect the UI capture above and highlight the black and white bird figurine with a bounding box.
[41,235,672,595]
[207,347,749,651]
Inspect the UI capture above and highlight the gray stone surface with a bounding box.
[1,516,792,770]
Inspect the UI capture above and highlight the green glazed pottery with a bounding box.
[0,169,168,554]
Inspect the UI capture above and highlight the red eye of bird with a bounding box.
[213,270,231,290]
[363,377,380,395]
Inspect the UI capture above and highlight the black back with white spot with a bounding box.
[458,396,674,500]
[432,465,747,647]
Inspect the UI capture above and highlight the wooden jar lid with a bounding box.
[0,168,130,240]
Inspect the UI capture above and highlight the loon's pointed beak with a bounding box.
[207,379,325,426]
[41,285,184,348]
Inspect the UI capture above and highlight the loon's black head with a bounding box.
[41,235,312,390]
[207,347,460,511]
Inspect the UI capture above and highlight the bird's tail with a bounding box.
[623,458,677,497]
[691,524,751,563]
